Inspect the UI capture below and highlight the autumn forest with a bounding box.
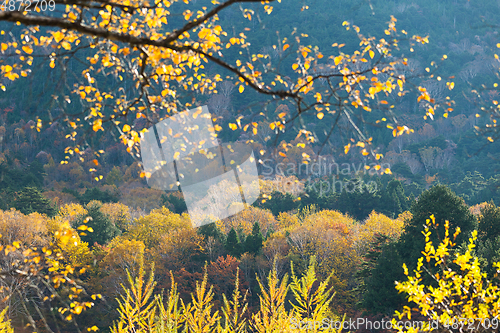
[1,0,500,332]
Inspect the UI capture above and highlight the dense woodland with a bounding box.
[1,0,500,332]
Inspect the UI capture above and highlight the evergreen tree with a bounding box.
[161,193,187,214]
[13,187,57,217]
[398,185,477,269]
[225,227,242,257]
[244,222,264,254]
[359,239,406,315]
[380,179,408,218]
[362,185,477,314]
[477,201,500,240]
[73,201,120,246]
[254,191,298,216]
[197,222,224,243]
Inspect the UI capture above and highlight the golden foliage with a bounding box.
[111,257,343,332]
[358,210,405,252]
[102,202,132,232]
[0,308,13,333]
[221,206,277,236]
[126,207,190,248]
[0,5,449,162]
[470,202,489,217]
[0,209,48,247]
[393,215,500,333]
[0,209,99,332]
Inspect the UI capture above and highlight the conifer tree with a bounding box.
[74,201,120,246]
[13,187,57,217]
[244,222,264,255]
[225,227,242,258]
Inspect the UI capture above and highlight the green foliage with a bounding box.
[106,166,123,186]
[363,185,478,314]
[73,201,120,246]
[13,186,57,217]
[477,201,500,240]
[400,185,477,267]
[358,239,406,315]
[197,222,224,243]
[63,187,120,205]
[253,191,299,216]
[243,222,264,255]
[161,193,188,215]
[80,187,120,205]
[0,160,44,191]
[225,228,243,258]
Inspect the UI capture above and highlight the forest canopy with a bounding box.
[1,0,500,332]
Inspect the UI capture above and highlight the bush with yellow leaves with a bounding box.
[0,209,100,332]
[393,214,500,333]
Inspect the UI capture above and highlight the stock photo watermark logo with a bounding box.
[139,105,260,228]
[261,157,391,196]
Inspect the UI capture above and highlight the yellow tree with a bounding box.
[126,206,190,248]
[0,2,450,167]
[0,211,100,332]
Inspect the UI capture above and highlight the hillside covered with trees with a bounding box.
[1,0,500,332]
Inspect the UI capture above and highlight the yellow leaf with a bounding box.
[283,44,289,51]
[239,85,244,93]
[292,63,299,70]
[0,43,7,52]
[369,50,374,59]
[123,124,131,132]
[229,123,237,130]
[317,112,324,119]
[73,305,83,314]
[93,119,102,132]
[334,56,342,66]
[52,31,64,43]
[22,45,33,54]
[61,41,71,51]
